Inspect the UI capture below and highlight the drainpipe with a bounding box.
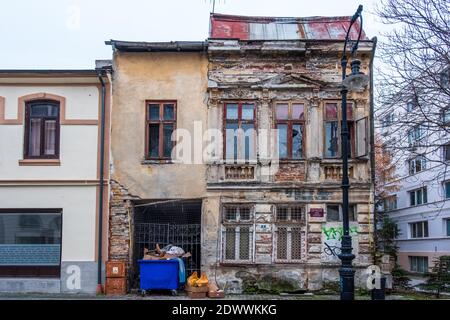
[369,37,378,258]
[96,70,107,294]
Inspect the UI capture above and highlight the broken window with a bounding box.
[323,102,364,158]
[146,101,176,159]
[274,205,305,262]
[222,204,253,263]
[326,204,356,222]
[275,102,305,159]
[224,102,256,163]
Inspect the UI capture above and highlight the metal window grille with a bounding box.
[222,225,253,263]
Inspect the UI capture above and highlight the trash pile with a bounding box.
[186,271,224,298]
[143,244,191,260]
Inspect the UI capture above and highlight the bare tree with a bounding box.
[375,0,450,190]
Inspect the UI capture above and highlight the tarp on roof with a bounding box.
[210,13,367,41]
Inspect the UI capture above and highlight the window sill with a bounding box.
[141,159,173,165]
[18,159,60,166]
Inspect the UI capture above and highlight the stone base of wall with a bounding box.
[202,264,371,294]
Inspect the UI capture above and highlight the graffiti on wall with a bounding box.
[321,225,359,262]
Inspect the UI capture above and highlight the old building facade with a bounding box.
[107,13,376,293]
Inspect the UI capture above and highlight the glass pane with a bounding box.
[30,104,58,117]
[277,228,288,260]
[242,104,254,120]
[349,205,356,221]
[325,103,338,120]
[163,104,174,120]
[423,188,427,203]
[417,189,422,205]
[239,207,250,221]
[445,146,450,161]
[0,213,62,266]
[424,221,428,237]
[225,207,237,221]
[242,123,255,161]
[446,220,450,236]
[276,104,289,120]
[239,227,250,260]
[410,191,415,206]
[226,104,238,120]
[325,122,339,157]
[417,222,423,237]
[327,205,340,221]
[44,120,56,155]
[292,124,303,159]
[28,118,41,156]
[291,228,302,260]
[225,123,238,160]
[163,124,173,158]
[446,183,450,199]
[148,124,159,157]
[149,104,160,120]
[347,103,353,119]
[225,228,236,260]
[292,104,304,120]
[277,207,288,221]
[277,124,288,158]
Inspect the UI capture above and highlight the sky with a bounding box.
[0,0,387,69]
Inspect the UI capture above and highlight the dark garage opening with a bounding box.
[131,199,202,289]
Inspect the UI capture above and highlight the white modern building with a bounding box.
[377,75,450,274]
[0,69,111,293]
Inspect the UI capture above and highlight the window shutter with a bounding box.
[355,117,368,157]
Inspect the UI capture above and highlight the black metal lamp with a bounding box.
[338,4,367,301]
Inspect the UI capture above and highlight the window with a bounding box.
[444,181,450,199]
[24,101,60,159]
[324,102,357,158]
[145,101,176,159]
[275,102,305,159]
[446,219,450,237]
[0,210,62,277]
[409,256,428,273]
[407,124,424,146]
[410,221,429,238]
[440,69,449,88]
[442,108,450,124]
[406,99,419,112]
[381,112,395,128]
[383,196,398,211]
[443,144,450,162]
[274,205,305,262]
[409,187,428,206]
[326,204,356,222]
[224,102,256,162]
[222,205,253,262]
[408,156,426,175]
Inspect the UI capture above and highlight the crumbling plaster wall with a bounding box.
[110,51,208,199]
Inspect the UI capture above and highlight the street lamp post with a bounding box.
[338,4,368,301]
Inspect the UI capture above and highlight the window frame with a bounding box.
[408,155,426,175]
[409,221,429,238]
[24,100,60,159]
[273,101,306,160]
[443,143,450,162]
[221,204,254,264]
[383,195,398,211]
[408,187,428,206]
[144,100,177,160]
[323,101,356,159]
[326,204,357,222]
[0,208,62,278]
[273,204,306,263]
[409,256,428,273]
[223,101,257,163]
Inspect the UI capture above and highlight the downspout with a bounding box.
[369,37,378,259]
[96,70,107,294]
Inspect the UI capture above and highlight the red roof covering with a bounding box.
[210,13,366,41]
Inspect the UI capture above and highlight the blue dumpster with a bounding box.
[138,259,179,292]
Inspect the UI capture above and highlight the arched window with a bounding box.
[24,100,60,158]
